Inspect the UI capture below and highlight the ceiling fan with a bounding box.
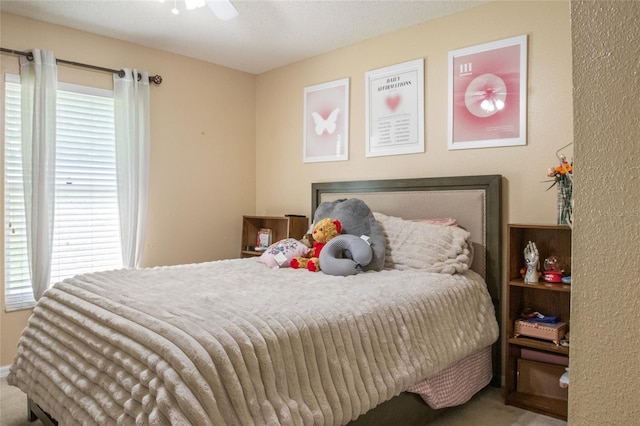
[161,0,239,20]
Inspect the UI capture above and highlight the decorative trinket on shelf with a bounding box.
[514,319,567,346]
[523,240,540,283]
[515,308,566,346]
[543,256,563,283]
[256,228,272,251]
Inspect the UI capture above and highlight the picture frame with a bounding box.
[447,35,527,150]
[365,58,424,157]
[256,228,272,251]
[303,78,349,163]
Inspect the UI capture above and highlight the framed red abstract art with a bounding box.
[448,35,527,150]
[303,78,349,163]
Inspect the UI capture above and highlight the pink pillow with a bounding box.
[257,238,310,268]
[411,218,458,227]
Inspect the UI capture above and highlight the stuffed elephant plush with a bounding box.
[313,198,385,272]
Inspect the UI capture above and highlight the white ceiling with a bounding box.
[1,0,486,75]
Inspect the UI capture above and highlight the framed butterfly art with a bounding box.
[365,58,424,157]
[303,78,350,163]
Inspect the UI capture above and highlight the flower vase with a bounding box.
[557,177,573,226]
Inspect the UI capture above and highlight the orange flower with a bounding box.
[555,162,572,175]
[545,155,572,190]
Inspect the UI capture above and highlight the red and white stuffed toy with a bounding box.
[290,218,342,272]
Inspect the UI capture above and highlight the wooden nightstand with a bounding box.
[504,224,572,420]
[240,215,308,258]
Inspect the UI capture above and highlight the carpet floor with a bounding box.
[1,378,567,425]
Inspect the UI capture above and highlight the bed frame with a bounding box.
[312,174,502,425]
[27,174,502,426]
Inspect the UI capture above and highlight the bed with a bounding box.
[7,174,502,425]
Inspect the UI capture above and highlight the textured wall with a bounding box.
[570,1,640,423]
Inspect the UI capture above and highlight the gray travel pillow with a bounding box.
[319,234,373,276]
[313,198,385,272]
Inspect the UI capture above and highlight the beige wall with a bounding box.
[569,1,640,424]
[255,1,573,224]
[0,13,257,365]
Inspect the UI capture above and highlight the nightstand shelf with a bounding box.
[241,215,308,258]
[505,391,568,420]
[507,337,570,356]
[504,224,571,421]
[509,279,571,292]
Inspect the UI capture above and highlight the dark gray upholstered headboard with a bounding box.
[311,175,502,385]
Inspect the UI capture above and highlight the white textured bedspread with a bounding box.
[8,258,498,425]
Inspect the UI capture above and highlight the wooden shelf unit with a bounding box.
[240,215,308,258]
[504,224,572,421]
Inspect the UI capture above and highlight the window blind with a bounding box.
[4,75,123,311]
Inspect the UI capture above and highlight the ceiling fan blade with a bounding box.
[185,0,206,10]
[206,0,239,20]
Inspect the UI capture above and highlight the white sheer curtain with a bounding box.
[19,49,58,300]
[113,69,150,268]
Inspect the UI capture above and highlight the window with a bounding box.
[4,75,122,311]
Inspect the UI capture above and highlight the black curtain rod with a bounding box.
[0,47,162,85]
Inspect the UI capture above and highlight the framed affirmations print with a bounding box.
[365,59,424,157]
